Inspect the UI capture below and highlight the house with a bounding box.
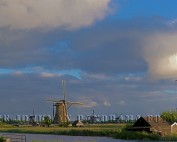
[129,116,171,135]
[171,122,177,134]
[72,120,84,127]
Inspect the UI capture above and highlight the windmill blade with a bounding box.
[66,101,83,110]
[67,101,84,105]
[62,80,66,101]
[46,98,64,103]
[53,103,55,119]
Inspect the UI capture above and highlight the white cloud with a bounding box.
[77,97,98,108]
[0,0,111,30]
[143,32,177,79]
[124,76,142,81]
[117,100,125,105]
[39,72,61,78]
[103,99,111,106]
[167,19,177,26]
[82,101,98,108]
[11,71,24,76]
[82,72,111,80]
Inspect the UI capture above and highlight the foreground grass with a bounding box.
[1,124,177,141]
[113,130,161,141]
[0,124,123,136]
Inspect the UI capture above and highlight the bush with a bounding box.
[161,110,177,123]
[0,137,5,142]
[59,122,70,127]
[43,116,52,127]
[113,130,160,140]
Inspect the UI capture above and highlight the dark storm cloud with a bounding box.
[67,72,177,115]
[0,73,79,115]
[0,17,171,74]
[0,64,175,116]
[0,14,177,116]
[56,18,169,75]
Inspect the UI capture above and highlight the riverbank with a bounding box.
[0,124,177,141]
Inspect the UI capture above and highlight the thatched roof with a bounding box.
[132,116,171,135]
[72,120,84,127]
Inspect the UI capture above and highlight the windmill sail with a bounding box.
[62,80,66,101]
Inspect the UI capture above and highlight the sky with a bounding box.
[1,0,177,119]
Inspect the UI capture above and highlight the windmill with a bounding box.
[47,80,83,124]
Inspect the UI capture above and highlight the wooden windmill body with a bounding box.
[53,100,67,123]
[48,80,83,124]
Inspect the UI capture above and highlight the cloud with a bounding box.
[66,20,149,75]
[0,14,177,116]
[167,19,177,26]
[11,71,24,76]
[81,72,111,80]
[103,99,111,106]
[39,72,60,78]
[117,100,125,105]
[0,0,111,30]
[83,101,98,108]
[0,66,81,79]
[143,32,177,79]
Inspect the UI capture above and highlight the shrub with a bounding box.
[161,110,177,123]
[0,137,5,142]
[59,122,70,127]
[113,130,160,140]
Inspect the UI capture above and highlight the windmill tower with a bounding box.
[47,80,83,124]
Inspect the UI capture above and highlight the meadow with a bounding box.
[0,124,123,136]
[1,124,177,141]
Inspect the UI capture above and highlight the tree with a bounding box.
[161,110,177,123]
[43,116,52,127]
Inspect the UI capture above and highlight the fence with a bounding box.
[2,134,26,142]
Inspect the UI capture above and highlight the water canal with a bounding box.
[0,133,164,142]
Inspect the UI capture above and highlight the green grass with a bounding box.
[113,130,161,141]
[0,137,5,142]
[0,124,123,136]
[1,124,177,141]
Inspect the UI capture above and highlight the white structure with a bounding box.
[22,115,29,122]
[101,115,108,122]
[16,115,21,121]
[77,115,84,121]
[108,115,116,121]
[37,115,42,122]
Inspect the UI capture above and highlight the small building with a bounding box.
[129,116,171,135]
[72,120,84,127]
[29,115,37,126]
[171,122,177,134]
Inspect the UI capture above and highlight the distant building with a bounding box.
[22,115,29,122]
[72,120,84,127]
[128,116,174,135]
[29,115,36,126]
[16,115,21,121]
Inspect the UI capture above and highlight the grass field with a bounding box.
[0,124,124,135]
[0,123,177,141]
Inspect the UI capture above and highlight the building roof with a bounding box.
[132,116,171,135]
[72,120,84,127]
